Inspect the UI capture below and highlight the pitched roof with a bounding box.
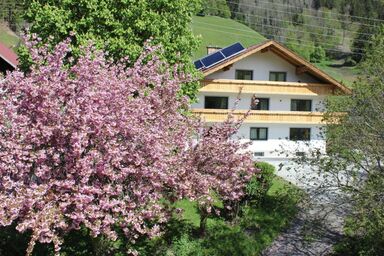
[200,40,351,94]
[0,42,18,69]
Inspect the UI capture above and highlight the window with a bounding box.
[251,98,269,110]
[236,70,253,80]
[254,152,265,157]
[289,128,311,141]
[205,96,228,109]
[291,99,312,111]
[250,127,268,141]
[269,72,287,81]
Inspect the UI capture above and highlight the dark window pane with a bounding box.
[289,128,311,141]
[269,72,287,81]
[236,70,253,80]
[252,98,269,110]
[254,152,264,157]
[291,99,312,111]
[250,128,268,140]
[205,96,228,109]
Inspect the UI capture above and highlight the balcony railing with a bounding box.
[192,109,325,124]
[199,79,335,96]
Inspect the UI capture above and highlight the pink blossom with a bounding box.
[0,36,255,255]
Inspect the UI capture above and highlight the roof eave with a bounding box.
[201,40,352,95]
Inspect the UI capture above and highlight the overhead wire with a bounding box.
[226,0,384,27]
[192,20,365,56]
[203,9,375,44]
[238,0,384,23]
[207,6,377,37]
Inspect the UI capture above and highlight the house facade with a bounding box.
[191,41,350,159]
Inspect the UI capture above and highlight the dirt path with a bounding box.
[261,160,351,256]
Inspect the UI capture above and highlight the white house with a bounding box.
[191,41,351,159]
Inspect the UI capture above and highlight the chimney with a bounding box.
[207,46,222,55]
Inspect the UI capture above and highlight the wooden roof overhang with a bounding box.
[200,40,352,95]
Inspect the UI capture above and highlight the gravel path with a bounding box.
[261,159,351,256]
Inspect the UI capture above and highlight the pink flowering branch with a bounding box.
[0,36,255,255]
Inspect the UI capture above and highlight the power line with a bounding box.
[199,11,375,45]
[192,21,365,56]
[226,1,382,29]
[193,19,366,52]
[207,7,377,37]
[227,0,384,24]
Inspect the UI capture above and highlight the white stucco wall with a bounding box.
[192,49,331,158]
[206,51,320,83]
[235,124,326,158]
[191,93,326,112]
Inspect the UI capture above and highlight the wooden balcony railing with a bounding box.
[199,79,335,96]
[192,109,325,124]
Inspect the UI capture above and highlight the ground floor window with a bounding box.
[205,96,228,109]
[250,127,268,140]
[254,152,265,157]
[289,128,311,141]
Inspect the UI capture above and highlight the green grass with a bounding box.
[0,24,19,48]
[191,15,266,59]
[315,61,360,88]
[169,176,302,255]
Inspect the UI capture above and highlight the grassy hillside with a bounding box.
[0,24,19,48]
[191,16,357,86]
[315,61,359,88]
[191,15,266,59]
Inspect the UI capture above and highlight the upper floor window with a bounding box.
[250,127,268,141]
[205,96,228,109]
[236,70,253,80]
[251,98,269,110]
[289,128,311,141]
[269,71,287,82]
[291,99,312,111]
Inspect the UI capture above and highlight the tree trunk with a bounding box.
[199,211,208,237]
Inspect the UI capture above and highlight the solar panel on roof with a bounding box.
[194,60,204,70]
[201,51,225,68]
[221,42,245,58]
[193,42,246,71]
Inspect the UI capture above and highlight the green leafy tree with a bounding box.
[0,0,24,32]
[330,28,384,255]
[20,0,202,99]
[200,0,231,18]
[310,45,326,63]
[299,27,384,255]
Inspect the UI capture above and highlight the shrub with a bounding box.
[310,46,327,63]
[167,234,204,256]
[343,56,357,67]
[244,162,276,205]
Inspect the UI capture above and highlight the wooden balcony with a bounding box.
[192,109,325,124]
[199,79,335,96]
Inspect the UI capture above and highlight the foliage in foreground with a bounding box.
[296,27,384,256]
[329,27,384,256]
[0,177,302,256]
[20,0,203,99]
[0,36,255,255]
[245,162,276,205]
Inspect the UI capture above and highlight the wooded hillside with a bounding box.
[202,0,384,63]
